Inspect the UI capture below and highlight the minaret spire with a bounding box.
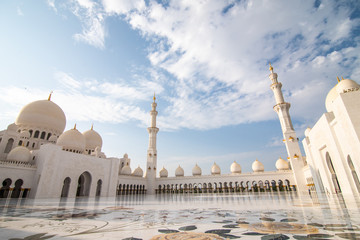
[48,91,53,101]
[145,94,159,194]
[269,64,306,193]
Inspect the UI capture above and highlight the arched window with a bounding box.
[326,152,341,193]
[32,143,35,148]
[18,140,23,146]
[4,138,14,153]
[40,131,46,139]
[47,133,52,140]
[34,131,40,138]
[347,155,360,193]
[29,130,33,138]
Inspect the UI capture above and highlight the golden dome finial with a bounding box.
[337,76,340,83]
[153,92,156,102]
[91,123,93,130]
[48,91,53,101]
[341,76,344,80]
[269,62,273,72]
[74,123,77,130]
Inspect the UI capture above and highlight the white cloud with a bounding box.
[47,0,57,12]
[69,0,106,49]
[102,0,145,15]
[56,0,360,131]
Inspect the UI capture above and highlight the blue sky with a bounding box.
[0,0,359,176]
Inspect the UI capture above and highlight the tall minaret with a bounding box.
[269,63,307,193]
[145,93,159,194]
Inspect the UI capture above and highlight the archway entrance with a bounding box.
[61,177,71,198]
[326,152,341,193]
[76,172,92,197]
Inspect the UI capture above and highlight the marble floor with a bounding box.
[0,192,360,240]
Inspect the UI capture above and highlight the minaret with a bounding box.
[145,93,159,194]
[269,63,307,193]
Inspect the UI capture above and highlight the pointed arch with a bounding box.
[96,179,102,197]
[326,152,341,193]
[4,138,14,153]
[61,177,71,198]
[0,178,12,198]
[11,179,23,198]
[76,171,92,197]
[347,155,360,193]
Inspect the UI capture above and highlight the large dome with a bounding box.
[56,126,86,153]
[336,78,359,94]
[7,146,31,163]
[83,126,103,150]
[15,99,66,134]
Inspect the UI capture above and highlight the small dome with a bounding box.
[336,79,359,94]
[15,99,66,135]
[192,164,202,176]
[252,159,264,172]
[175,165,184,177]
[211,162,221,175]
[7,123,18,132]
[48,135,58,143]
[276,157,289,170]
[19,130,30,139]
[304,127,311,137]
[159,167,168,178]
[7,146,31,163]
[56,126,86,153]
[132,166,143,177]
[326,79,360,112]
[230,161,241,174]
[124,153,128,159]
[83,126,103,151]
[121,165,132,175]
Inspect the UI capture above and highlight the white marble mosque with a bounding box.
[0,65,360,200]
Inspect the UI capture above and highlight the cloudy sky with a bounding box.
[0,0,359,176]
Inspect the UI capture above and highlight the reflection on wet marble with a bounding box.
[0,192,359,239]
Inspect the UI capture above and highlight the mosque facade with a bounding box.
[0,66,359,199]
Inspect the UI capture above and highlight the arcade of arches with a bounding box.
[156,179,294,194]
[0,178,30,199]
